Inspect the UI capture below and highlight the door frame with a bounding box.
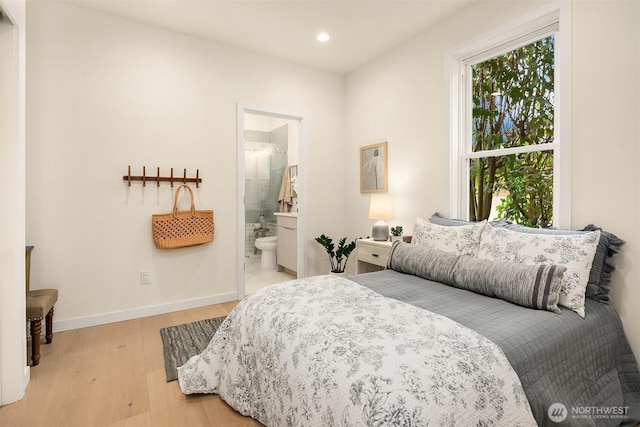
[0,0,28,405]
[236,104,307,298]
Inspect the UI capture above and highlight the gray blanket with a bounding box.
[350,270,640,426]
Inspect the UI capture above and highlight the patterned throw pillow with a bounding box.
[455,216,625,304]
[413,217,486,257]
[478,225,601,317]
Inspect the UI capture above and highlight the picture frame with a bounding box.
[360,141,388,193]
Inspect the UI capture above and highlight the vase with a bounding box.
[330,271,349,278]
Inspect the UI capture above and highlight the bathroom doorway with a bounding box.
[236,106,306,297]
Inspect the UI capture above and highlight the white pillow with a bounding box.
[477,224,601,317]
[413,217,486,257]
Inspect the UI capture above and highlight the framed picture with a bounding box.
[360,141,388,193]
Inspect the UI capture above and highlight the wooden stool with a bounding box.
[26,290,58,366]
[25,246,58,366]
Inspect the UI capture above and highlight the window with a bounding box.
[469,35,555,227]
[447,6,571,228]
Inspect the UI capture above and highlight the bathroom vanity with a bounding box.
[275,212,297,274]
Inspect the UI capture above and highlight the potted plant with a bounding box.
[390,226,403,242]
[315,234,357,274]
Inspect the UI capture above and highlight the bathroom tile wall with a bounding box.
[245,222,276,258]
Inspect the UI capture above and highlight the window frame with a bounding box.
[445,4,571,228]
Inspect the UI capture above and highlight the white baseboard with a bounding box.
[19,365,30,401]
[52,293,238,333]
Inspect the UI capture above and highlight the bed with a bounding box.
[351,269,640,426]
[178,217,640,427]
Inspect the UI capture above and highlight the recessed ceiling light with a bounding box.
[316,32,330,42]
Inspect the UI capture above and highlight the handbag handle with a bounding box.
[172,184,197,218]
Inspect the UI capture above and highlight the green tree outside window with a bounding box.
[470,36,554,228]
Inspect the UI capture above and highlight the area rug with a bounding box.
[160,316,226,382]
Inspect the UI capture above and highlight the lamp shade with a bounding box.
[368,195,392,220]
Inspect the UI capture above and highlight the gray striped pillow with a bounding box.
[387,240,459,284]
[452,255,566,314]
[388,242,566,313]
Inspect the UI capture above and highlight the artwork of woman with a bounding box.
[360,142,388,193]
[364,149,385,189]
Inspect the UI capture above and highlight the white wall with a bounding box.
[25,1,345,328]
[572,0,640,356]
[345,0,640,358]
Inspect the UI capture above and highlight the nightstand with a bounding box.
[356,239,393,273]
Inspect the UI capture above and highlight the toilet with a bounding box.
[255,236,277,269]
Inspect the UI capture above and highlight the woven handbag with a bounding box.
[152,184,214,249]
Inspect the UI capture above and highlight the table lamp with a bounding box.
[368,195,392,241]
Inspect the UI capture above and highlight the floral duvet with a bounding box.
[178,275,536,426]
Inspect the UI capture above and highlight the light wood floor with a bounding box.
[0,302,263,427]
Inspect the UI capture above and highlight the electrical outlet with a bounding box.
[140,270,151,285]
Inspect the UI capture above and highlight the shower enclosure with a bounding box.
[244,123,288,259]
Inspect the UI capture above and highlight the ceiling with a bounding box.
[63,0,475,74]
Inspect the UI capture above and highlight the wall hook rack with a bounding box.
[123,165,202,188]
